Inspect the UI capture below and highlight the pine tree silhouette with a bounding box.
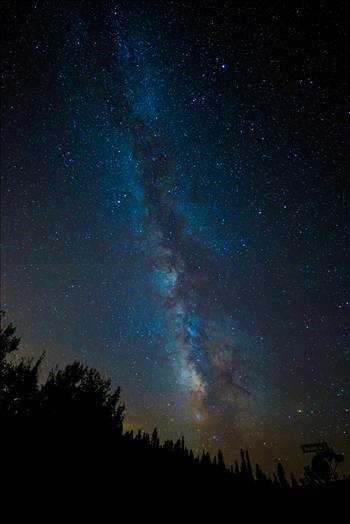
[277,462,289,487]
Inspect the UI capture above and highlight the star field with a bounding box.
[1,1,349,473]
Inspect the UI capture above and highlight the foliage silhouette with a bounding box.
[1,313,348,518]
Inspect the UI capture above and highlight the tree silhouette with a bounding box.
[40,361,124,430]
[0,310,21,360]
[217,449,225,470]
[277,462,289,488]
[0,311,42,423]
[256,463,270,486]
[151,427,160,448]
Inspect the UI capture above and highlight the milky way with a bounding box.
[98,25,269,441]
[2,1,349,472]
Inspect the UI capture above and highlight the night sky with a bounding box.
[2,1,349,473]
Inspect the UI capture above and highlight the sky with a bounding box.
[1,1,349,473]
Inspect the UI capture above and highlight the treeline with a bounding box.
[1,311,348,517]
[120,427,296,488]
